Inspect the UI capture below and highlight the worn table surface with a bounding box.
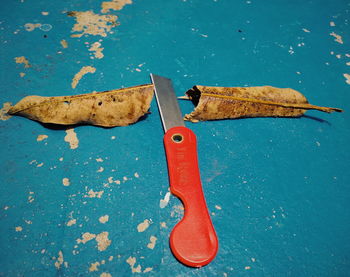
[1,0,349,276]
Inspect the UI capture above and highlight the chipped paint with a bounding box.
[60,39,68,48]
[76,232,96,244]
[330,21,336,27]
[71,66,96,89]
[24,23,41,31]
[62,178,70,186]
[134,172,139,178]
[302,28,310,33]
[0,102,12,121]
[143,267,153,273]
[330,32,343,44]
[54,251,64,269]
[96,231,111,251]
[100,273,112,277]
[69,11,118,38]
[147,236,157,249]
[89,261,100,272]
[97,167,104,172]
[67,219,76,226]
[343,73,350,85]
[101,0,132,13]
[64,128,79,149]
[85,189,104,198]
[15,56,30,68]
[15,226,23,232]
[170,205,184,218]
[215,205,222,210]
[159,192,171,208]
[89,42,104,59]
[96,158,104,162]
[160,222,167,228]
[99,215,109,224]
[126,256,142,273]
[37,134,48,141]
[137,219,150,232]
[19,72,25,77]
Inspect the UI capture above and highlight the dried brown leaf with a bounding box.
[8,84,154,127]
[183,85,342,122]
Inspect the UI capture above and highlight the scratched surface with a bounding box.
[1,0,350,276]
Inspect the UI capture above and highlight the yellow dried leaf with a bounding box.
[8,84,154,127]
[183,85,342,122]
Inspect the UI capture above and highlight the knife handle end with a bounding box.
[164,126,218,267]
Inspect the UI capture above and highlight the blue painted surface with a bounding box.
[0,0,349,276]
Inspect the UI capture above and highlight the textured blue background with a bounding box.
[0,0,349,276]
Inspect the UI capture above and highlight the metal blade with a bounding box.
[151,74,185,132]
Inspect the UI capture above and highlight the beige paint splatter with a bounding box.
[20,72,26,77]
[42,11,49,16]
[137,219,150,232]
[60,39,68,48]
[67,219,76,226]
[28,192,35,203]
[147,236,157,249]
[99,215,109,224]
[143,267,153,273]
[97,167,104,173]
[302,28,310,33]
[100,273,112,277]
[77,232,96,244]
[85,189,104,198]
[126,256,141,273]
[62,178,70,186]
[101,0,132,13]
[134,172,139,178]
[68,11,118,38]
[96,158,104,162]
[0,102,12,121]
[89,261,100,272]
[64,128,79,149]
[15,226,23,232]
[89,42,104,59]
[71,66,96,89]
[15,56,30,68]
[96,231,111,251]
[330,21,336,27]
[24,23,41,32]
[330,32,343,44]
[37,134,48,141]
[54,251,64,269]
[160,222,167,228]
[344,73,350,85]
[215,205,222,210]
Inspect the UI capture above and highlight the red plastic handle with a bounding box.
[163,126,218,267]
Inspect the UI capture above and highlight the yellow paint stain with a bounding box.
[344,73,350,85]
